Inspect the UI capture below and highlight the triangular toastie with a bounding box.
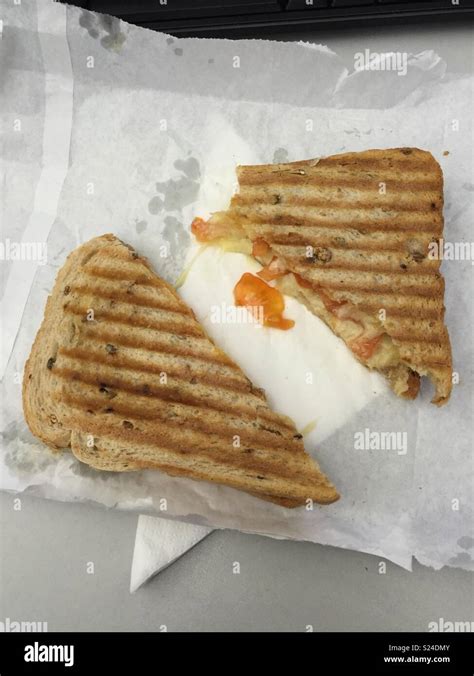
[23,234,338,507]
[193,148,453,405]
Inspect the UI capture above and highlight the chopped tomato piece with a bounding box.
[318,290,348,314]
[234,272,294,331]
[257,256,287,282]
[349,335,382,360]
[295,274,351,314]
[252,238,271,258]
[265,314,295,331]
[331,302,357,320]
[294,273,313,290]
[191,216,232,243]
[191,214,245,243]
[405,370,420,399]
[191,217,213,242]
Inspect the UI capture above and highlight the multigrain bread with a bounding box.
[198,148,453,405]
[22,234,339,507]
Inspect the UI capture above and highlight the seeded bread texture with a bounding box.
[23,234,339,507]
[207,148,453,404]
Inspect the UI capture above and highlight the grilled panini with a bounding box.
[195,148,453,405]
[23,234,339,507]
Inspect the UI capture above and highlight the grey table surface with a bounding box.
[1,21,473,633]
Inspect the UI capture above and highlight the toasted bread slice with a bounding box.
[201,148,453,405]
[22,234,339,507]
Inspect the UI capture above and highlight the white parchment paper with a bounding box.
[1,0,473,571]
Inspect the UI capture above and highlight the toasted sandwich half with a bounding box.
[193,148,453,405]
[22,234,339,507]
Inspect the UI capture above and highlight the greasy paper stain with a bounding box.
[448,552,472,566]
[148,158,201,213]
[148,197,163,215]
[272,147,288,164]
[135,220,147,234]
[79,11,126,51]
[3,422,53,474]
[174,157,200,181]
[344,128,372,137]
[79,11,99,39]
[144,157,199,281]
[151,214,191,284]
[163,215,191,260]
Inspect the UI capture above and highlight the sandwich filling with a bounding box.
[190,149,453,405]
[192,216,421,400]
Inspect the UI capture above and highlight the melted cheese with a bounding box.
[193,232,401,369]
[217,238,253,255]
[300,419,318,437]
[278,274,401,369]
[174,244,209,290]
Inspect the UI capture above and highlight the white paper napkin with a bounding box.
[130,516,212,592]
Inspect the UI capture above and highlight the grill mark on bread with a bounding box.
[395,341,452,365]
[281,277,448,336]
[308,288,445,318]
[302,154,432,168]
[281,280,448,345]
[283,261,439,277]
[238,154,436,172]
[72,282,192,315]
[234,206,442,232]
[287,269,443,295]
[237,174,440,191]
[272,247,438,273]
[57,348,251,395]
[52,382,300,453]
[78,270,186,308]
[63,306,204,338]
[80,325,237,367]
[58,345,256,394]
[382,318,448,342]
[70,434,334,504]
[246,225,436,253]
[234,192,440,212]
[53,364,291,430]
[62,414,313,481]
[345,302,443,319]
[57,345,293,430]
[83,264,159,286]
[239,215,442,235]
